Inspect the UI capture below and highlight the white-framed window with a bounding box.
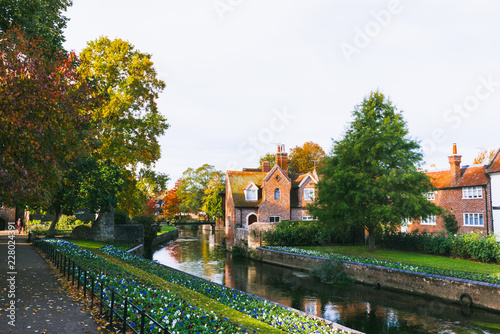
[421,215,436,225]
[462,186,483,199]
[304,188,315,201]
[302,216,314,221]
[269,216,280,223]
[425,191,435,200]
[274,188,280,200]
[244,183,258,201]
[464,213,484,226]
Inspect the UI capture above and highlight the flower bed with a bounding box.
[35,238,244,333]
[266,246,500,285]
[100,245,345,333]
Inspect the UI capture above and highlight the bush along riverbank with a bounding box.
[100,245,356,333]
[34,238,354,333]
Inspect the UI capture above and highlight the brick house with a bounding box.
[486,148,500,238]
[224,145,318,248]
[406,144,495,235]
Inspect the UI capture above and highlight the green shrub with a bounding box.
[114,209,129,225]
[58,215,76,227]
[443,210,459,235]
[310,260,353,284]
[231,245,247,258]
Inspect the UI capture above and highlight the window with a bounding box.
[464,213,484,226]
[304,189,315,201]
[244,184,258,201]
[462,186,482,199]
[421,215,436,225]
[302,216,314,221]
[269,216,280,223]
[274,188,280,200]
[425,192,435,200]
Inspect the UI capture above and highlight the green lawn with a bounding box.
[297,245,500,276]
[158,224,176,234]
[71,239,135,251]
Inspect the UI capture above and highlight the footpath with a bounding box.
[0,230,101,333]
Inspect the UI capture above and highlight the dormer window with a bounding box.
[244,183,258,201]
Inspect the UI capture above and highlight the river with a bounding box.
[153,229,500,334]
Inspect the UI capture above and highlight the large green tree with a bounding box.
[0,0,72,56]
[288,141,325,174]
[309,91,440,251]
[202,171,225,221]
[177,164,218,216]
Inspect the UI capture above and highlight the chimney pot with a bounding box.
[453,143,457,155]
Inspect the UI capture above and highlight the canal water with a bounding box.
[153,229,500,334]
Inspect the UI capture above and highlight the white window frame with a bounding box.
[464,213,484,226]
[269,216,280,223]
[244,183,258,201]
[302,216,314,221]
[304,188,315,201]
[274,188,280,200]
[421,215,436,225]
[425,191,435,200]
[462,186,483,199]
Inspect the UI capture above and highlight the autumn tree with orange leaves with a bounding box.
[161,180,182,219]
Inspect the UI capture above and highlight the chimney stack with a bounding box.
[448,143,462,185]
[262,160,271,173]
[275,144,288,171]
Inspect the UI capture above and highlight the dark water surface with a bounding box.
[153,229,500,334]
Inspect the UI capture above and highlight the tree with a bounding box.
[162,180,182,219]
[309,91,440,251]
[177,165,217,215]
[78,37,168,169]
[288,141,325,173]
[0,29,94,207]
[473,149,496,165]
[259,153,276,169]
[0,0,72,56]
[202,171,225,221]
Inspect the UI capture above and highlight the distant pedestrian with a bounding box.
[17,218,23,234]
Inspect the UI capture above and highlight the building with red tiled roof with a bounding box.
[224,145,318,248]
[486,148,500,238]
[406,144,494,235]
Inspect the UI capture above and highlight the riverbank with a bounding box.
[252,247,500,312]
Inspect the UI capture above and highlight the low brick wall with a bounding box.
[253,248,500,312]
[152,229,179,247]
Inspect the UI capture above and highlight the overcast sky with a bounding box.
[63,0,500,186]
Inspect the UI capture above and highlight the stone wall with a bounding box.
[152,229,178,247]
[115,224,144,244]
[253,248,500,312]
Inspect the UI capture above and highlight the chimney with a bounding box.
[275,144,288,171]
[448,143,462,185]
[262,160,270,173]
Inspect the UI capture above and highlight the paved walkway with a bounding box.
[0,230,101,333]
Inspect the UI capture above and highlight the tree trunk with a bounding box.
[46,207,61,237]
[367,229,376,252]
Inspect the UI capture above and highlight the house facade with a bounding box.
[486,149,500,238]
[224,145,318,248]
[406,144,496,235]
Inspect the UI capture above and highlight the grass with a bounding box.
[70,239,136,252]
[158,224,176,234]
[297,245,500,276]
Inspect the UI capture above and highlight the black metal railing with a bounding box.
[36,241,171,334]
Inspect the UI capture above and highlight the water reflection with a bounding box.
[153,229,500,334]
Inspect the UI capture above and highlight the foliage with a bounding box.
[451,232,500,263]
[177,164,218,214]
[231,245,247,258]
[264,220,356,246]
[310,260,353,284]
[114,209,129,225]
[202,171,225,220]
[268,246,500,285]
[473,148,497,165]
[161,180,182,218]
[132,215,159,259]
[0,28,95,206]
[288,141,325,174]
[259,153,276,169]
[443,210,459,235]
[78,36,168,169]
[0,0,73,56]
[58,215,77,227]
[309,91,441,251]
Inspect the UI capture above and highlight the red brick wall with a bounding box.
[259,170,291,222]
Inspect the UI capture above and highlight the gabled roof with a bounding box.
[486,149,500,174]
[227,171,266,207]
[427,165,488,189]
[262,165,291,183]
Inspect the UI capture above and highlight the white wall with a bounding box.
[491,173,500,239]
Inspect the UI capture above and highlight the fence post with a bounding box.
[91,275,95,309]
[140,310,146,334]
[122,298,128,334]
[83,271,87,298]
[110,289,115,325]
[72,261,75,286]
[62,254,66,277]
[100,280,104,315]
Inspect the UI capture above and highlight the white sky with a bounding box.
[63,0,500,186]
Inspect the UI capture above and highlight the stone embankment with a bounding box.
[252,247,500,312]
